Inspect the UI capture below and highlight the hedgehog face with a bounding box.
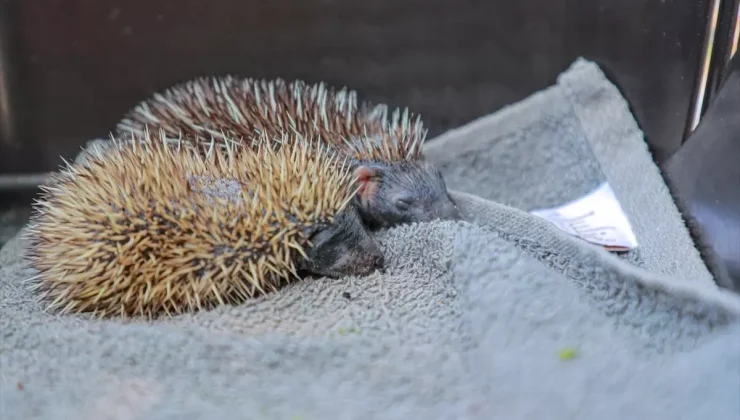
[296,207,385,278]
[352,160,461,229]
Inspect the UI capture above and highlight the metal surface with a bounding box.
[732,5,740,57]
[700,0,740,113]
[731,1,740,57]
[0,0,712,174]
[722,0,740,71]
[686,0,721,135]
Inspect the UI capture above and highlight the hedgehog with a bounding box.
[115,76,461,230]
[23,129,384,318]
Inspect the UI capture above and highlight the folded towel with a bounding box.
[425,58,714,285]
[1,58,738,420]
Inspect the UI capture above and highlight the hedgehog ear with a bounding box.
[353,165,381,203]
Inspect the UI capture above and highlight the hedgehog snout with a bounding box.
[370,251,385,273]
[352,244,385,275]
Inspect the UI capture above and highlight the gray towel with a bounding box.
[1,58,738,420]
[426,59,714,284]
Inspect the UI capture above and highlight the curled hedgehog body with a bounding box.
[115,76,460,230]
[24,130,383,318]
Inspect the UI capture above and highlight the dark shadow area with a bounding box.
[0,0,710,174]
[0,191,34,248]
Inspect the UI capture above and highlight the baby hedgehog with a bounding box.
[23,130,384,318]
[115,76,460,230]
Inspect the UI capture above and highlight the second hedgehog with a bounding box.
[24,131,384,318]
[115,76,461,230]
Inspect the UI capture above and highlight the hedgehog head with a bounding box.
[295,204,384,277]
[351,158,460,229]
[340,123,461,229]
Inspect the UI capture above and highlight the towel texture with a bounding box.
[1,59,738,420]
[425,59,714,284]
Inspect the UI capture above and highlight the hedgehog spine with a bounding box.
[24,129,376,319]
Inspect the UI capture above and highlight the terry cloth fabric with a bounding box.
[1,58,738,420]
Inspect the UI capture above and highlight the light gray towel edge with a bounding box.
[556,58,714,285]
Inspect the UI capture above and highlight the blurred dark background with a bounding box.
[1,0,738,288]
[0,0,723,172]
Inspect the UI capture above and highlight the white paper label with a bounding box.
[529,182,638,252]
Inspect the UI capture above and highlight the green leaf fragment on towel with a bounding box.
[558,347,578,360]
[337,327,360,335]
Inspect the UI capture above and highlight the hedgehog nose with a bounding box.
[372,253,385,272]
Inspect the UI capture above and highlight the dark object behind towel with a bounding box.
[664,54,740,292]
